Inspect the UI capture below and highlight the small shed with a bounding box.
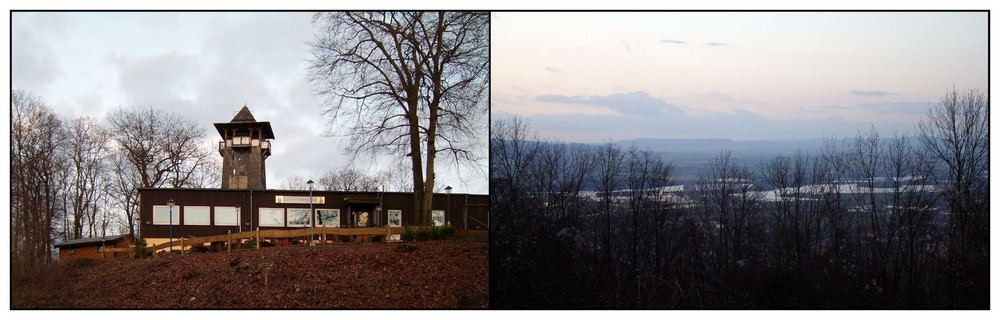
[54,234,136,261]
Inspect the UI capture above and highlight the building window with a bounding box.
[184,206,211,225]
[259,208,285,227]
[432,210,445,226]
[214,206,239,226]
[153,205,180,225]
[316,209,340,227]
[287,208,312,227]
[387,210,402,227]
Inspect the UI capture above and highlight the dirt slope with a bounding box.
[12,240,487,309]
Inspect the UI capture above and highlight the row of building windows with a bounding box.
[151,206,445,228]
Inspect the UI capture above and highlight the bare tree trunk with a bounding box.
[309,12,488,226]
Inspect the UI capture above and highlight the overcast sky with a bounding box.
[10,12,487,194]
[492,12,988,142]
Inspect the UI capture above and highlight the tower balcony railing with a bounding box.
[219,138,271,151]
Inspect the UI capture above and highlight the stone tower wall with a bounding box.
[220,145,267,189]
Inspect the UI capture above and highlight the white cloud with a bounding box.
[10,12,488,195]
[10,13,67,91]
[536,91,684,117]
[499,89,920,142]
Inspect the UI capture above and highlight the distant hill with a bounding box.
[616,137,829,154]
[601,138,830,181]
[606,137,917,182]
[493,136,921,184]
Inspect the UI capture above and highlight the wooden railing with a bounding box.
[99,226,483,256]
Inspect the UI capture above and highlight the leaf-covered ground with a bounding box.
[12,240,488,309]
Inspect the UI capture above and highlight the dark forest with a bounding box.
[490,88,988,309]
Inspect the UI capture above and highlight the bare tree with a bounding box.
[529,141,594,227]
[182,143,222,188]
[489,117,544,307]
[106,146,142,238]
[376,162,416,192]
[620,145,676,307]
[916,87,989,263]
[280,174,310,190]
[105,107,212,189]
[816,137,857,277]
[309,12,489,225]
[104,107,211,238]
[846,127,892,281]
[590,141,624,270]
[324,167,380,191]
[490,117,540,216]
[761,151,825,270]
[692,150,764,278]
[883,135,939,299]
[333,167,380,191]
[916,87,988,307]
[10,90,66,274]
[61,117,109,239]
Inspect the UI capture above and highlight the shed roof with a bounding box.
[54,234,130,248]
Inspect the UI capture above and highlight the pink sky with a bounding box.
[491,12,987,141]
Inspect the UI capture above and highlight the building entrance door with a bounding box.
[350,204,376,227]
[345,199,378,227]
[353,210,370,227]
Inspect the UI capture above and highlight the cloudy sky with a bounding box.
[492,12,988,142]
[10,12,487,194]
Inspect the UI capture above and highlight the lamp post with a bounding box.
[307,179,315,246]
[236,206,241,233]
[167,198,175,255]
[445,186,453,227]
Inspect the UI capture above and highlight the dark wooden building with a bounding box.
[53,234,137,261]
[137,106,488,248]
[138,188,488,242]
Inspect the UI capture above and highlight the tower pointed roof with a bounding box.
[213,105,275,139]
[231,106,257,122]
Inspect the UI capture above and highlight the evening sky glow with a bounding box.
[491,12,988,141]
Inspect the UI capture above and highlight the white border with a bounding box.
[387,209,403,227]
[258,207,285,227]
[286,208,312,227]
[431,210,445,227]
[316,208,341,227]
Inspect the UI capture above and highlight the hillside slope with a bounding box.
[12,240,487,309]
